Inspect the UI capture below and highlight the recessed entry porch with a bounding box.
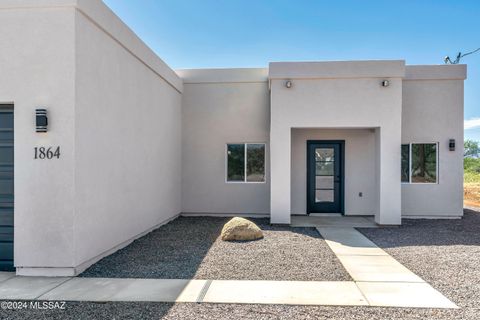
[270,127,401,225]
[292,128,377,216]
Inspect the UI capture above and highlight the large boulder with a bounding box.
[221,217,263,241]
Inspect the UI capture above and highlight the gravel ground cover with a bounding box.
[80,216,351,281]
[3,209,479,320]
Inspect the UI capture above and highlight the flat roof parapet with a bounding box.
[404,65,467,80]
[269,60,406,80]
[176,68,269,84]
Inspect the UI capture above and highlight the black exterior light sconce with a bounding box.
[381,80,390,87]
[36,108,48,133]
[449,139,455,151]
[285,80,293,88]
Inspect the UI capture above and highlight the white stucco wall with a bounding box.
[291,129,377,215]
[73,4,182,272]
[401,65,466,217]
[0,5,76,271]
[178,69,270,215]
[270,61,404,224]
[0,0,183,276]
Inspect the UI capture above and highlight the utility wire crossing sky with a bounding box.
[103,0,480,141]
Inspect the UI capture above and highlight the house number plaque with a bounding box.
[34,146,61,159]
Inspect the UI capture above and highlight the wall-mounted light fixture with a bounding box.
[449,139,455,151]
[381,80,390,87]
[285,80,293,88]
[36,108,48,133]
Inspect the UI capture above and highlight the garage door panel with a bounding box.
[0,209,13,226]
[0,131,13,141]
[0,243,13,261]
[0,105,13,271]
[0,179,13,195]
[0,195,13,206]
[0,146,13,164]
[0,113,13,129]
[0,226,12,241]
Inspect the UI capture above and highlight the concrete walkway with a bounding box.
[0,227,457,308]
[316,227,457,308]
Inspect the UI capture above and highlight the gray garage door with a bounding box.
[0,105,13,271]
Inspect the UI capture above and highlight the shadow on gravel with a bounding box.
[79,217,329,280]
[359,208,480,248]
[80,217,229,279]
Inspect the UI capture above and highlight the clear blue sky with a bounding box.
[103,0,480,141]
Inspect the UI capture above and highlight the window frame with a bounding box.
[225,143,266,184]
[401,142,439,185]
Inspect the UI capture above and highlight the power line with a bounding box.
[444,47,480,64]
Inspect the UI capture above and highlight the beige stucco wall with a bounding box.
[0,7,75,267]
[401,65,465,217]
[270,61,404,225]
[291,129,377,215]
[1,0,183,276]
[0,5,77,272]
[73,5,182,272]
[178,69,270,215]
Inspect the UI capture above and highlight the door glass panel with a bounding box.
[315,148,334,161]
[316,176,334,189]
[316,162,334,175]
[314,146,336,204]
[316,190,334,203]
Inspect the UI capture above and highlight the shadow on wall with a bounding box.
[359,209,480,248]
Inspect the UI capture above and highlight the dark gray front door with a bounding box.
[0,105,13,271]
[307,141,344,214]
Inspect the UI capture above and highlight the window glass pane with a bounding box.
[316,162,334,175]
[316,190,334,203]
[316,176,334,189]
[401,144,410,182]
[315,148,334,161]
[247,144,265,182]
[411,144,437,183]
[227,144,245,181]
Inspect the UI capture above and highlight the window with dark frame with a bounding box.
[401,143,438,184]
[227,143,265,182]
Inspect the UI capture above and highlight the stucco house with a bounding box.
[0,0,467,276]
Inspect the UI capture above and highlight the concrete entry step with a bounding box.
[291,215,378,228]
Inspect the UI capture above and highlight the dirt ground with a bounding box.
[464,183,480,207]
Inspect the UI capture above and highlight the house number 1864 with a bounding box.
[34,146,61,160]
